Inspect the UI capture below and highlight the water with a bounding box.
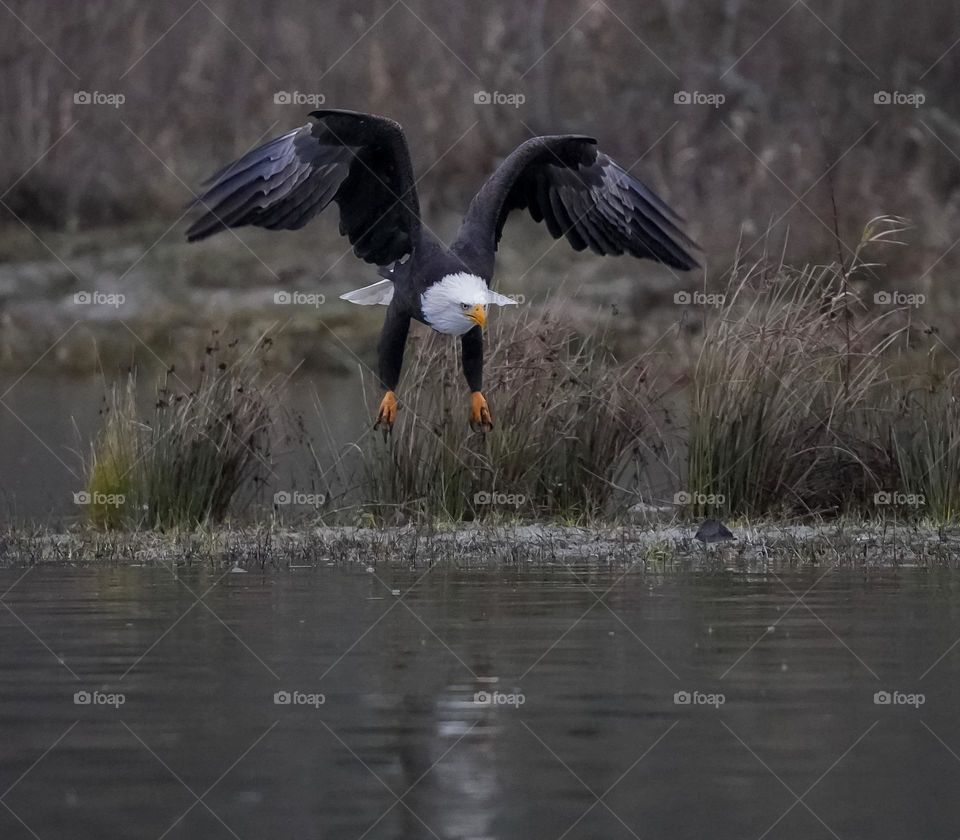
[0,373,365,522]
[1,565,959,838]
[0,371,681,524]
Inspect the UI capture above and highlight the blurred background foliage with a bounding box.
[1,0,957,266]
[3,0,960,521]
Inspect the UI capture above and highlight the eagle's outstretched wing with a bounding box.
[186,109,420,266]
[457,135,698,270]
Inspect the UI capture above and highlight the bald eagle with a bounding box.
[186,109,698,432]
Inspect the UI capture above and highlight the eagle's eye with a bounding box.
[460,303,470,310]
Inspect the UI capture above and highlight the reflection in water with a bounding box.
[429,679,502,840]
[0,566,959,838]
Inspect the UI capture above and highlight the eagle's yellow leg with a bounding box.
[469,391,493,433]
[374,390,398,432]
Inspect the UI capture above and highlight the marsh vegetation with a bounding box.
[2,2,957,537]
[67,218,959,531]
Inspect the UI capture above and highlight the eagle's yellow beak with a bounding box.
[467,304,487,328]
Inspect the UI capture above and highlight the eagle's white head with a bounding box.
[420,272,518,335]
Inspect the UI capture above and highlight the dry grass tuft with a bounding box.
[686,218,913,518]
[85,336,277,529]
[352,306,668,523]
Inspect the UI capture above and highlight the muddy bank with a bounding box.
[2,521,958,570]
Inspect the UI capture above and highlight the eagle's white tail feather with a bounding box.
[340,279,394,306]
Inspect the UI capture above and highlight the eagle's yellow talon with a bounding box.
[469,391,493,433]
[374,390,398,432]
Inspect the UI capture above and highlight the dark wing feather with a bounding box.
[457,135,699,271]
[186,110,421,266]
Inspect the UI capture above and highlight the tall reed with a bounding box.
[85,337,277,529]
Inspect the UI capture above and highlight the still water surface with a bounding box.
[0,372,364,522]
[1,565,959,838]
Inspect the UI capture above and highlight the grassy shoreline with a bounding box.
[8,219,956,534]
[4,519,960,570]
[73,224,960,531]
